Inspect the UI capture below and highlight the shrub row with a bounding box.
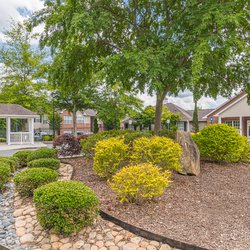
[80,129,176,157]
[93,136,181,180]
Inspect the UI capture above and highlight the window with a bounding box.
[224,120,240,129]
[77,115,84,124]
[176,122,185,131]
[64,116,72,124]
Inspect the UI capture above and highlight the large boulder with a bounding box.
[176,131,200,176]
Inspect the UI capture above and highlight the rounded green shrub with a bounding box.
[34,181,99,235]
[14,168,58,197]
[131,136,182,172]
[28,158,60,171]
[27,148,58,162]
[0,163,11,190]
[193,124,246,162]
[13,150,32,168]
[241,138,250,163]
[93,138,129,179]
[0,157,17,172]
[109,163,171,203]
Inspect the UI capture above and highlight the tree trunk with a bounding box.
[154,86,169,132]
[72,103,77,136]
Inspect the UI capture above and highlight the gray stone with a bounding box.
[176,131,200,176]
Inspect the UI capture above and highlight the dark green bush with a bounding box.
[28,158,60,170]
[80,130,134,157]
[27,148,58,162]
[154,128,177,140]
[13,150,33,168]
[14,168,58,197]
[0,138,6,142]
[0,157,17,172]
[122,131,153,145]
[34,181,99,235]
[193,124,246,162]
[0,163,11,190]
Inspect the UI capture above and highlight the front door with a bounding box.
[247,121,250,138]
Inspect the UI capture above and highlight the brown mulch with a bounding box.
[68,158,250,250]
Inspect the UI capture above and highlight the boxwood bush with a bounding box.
[14,168,58,197]
[27,148,58,162]
[93,138,129,179]
[131,136,182,172]
[13,150,32,168]
[0,157,17,173]
[28,158,60,171]
[192,124,246,162]
[0,163,11,190]
[110,163,171,203]
[34,181,99,235]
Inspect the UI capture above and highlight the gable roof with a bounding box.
[203,91,247,118]
[187,109,215,121]
[165,103,193,121]
[0,104,37,117]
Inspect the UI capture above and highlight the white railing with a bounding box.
[9,132,33,145]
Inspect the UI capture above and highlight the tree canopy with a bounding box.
[32,0,250,131]
[0,20,50,114]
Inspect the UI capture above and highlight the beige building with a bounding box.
[204,91,250,138]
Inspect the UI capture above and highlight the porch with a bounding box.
[220,116,250,138]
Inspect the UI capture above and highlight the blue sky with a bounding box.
[0,0,228,110]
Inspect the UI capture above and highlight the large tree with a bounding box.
[32,1,250,131]
[0,20,49,114]
[93,84,143,130]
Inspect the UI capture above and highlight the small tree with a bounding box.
[192,100,199,133]
[93,118,99,134]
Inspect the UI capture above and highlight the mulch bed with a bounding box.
[67,158,250,250]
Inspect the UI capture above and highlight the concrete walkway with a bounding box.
[0,143,50,157]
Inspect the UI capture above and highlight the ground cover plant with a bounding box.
[93,138,129,179]
[14,167,58,197]
[0,162,11,190]
[193,124,246,162]
[28,158,60,171]
[131,136,182,172]
[13,150,33,168]
[109,163,171,203]
[34,180,99,235]
[27,148,58,162]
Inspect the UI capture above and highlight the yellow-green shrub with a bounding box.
[109,163,171,203]
[93,138,129,179]
[240,137,250,163]
[193,124,246,162]
[131,136,182,172]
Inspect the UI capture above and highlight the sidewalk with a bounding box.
[0,143,50,157]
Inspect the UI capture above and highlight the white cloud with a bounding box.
[0,0,43,37]
[138,90,228,110]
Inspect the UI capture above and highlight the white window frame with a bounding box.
[176,122,185,131]
[64,116,72,124]
[224,120,240,129]
[77,115,84,124]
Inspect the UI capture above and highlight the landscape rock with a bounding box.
[177,131,200,176]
